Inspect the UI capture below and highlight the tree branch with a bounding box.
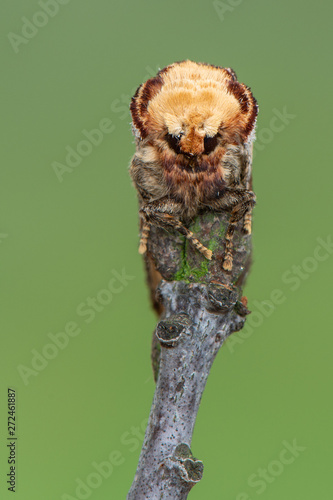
[128,211,252,499]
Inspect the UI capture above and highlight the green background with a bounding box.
[1,0,332,498]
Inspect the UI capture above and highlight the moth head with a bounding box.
[130,60,258,158]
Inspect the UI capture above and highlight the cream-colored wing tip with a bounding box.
[138,241,147,254]
[205,249,213,260]
[223,256,233,271]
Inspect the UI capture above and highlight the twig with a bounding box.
[127,210,252,499]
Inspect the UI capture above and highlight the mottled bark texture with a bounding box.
[127,211,252,499]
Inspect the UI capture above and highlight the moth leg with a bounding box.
[140,201,212,260]
[209,189,255,271]
[174,221,212,260]
[223,211,241,271]
[138,223,150,255]
[243,208,252,234]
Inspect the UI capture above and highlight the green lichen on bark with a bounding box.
[168,211,250,289]
[147,210,251,289]
[173,238,209,282]
[172,215,225,283]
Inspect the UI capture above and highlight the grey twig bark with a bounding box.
[127,211,252,499]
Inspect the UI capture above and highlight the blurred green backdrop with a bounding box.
[1,0,332,498]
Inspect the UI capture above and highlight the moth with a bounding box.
[129,60,258,276]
